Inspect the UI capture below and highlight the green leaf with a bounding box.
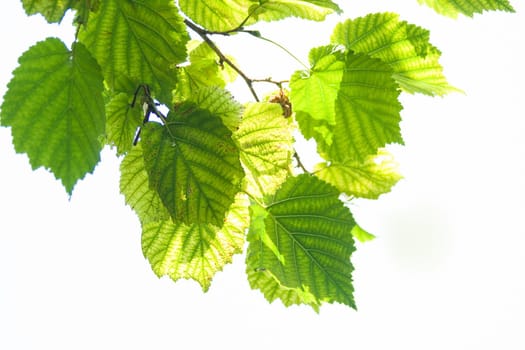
[246,262,321,311]
[248,203,285,264]
[290,47,343,140]
[248,0,342,22]
[292,49,402,162]
[327,52,403,162]
[79,0,189,102]
[234,102,294,199]
[0,38,105,194]
[105,93,143,155]
[141,103,244,226]
[247,174,357,309]
[120,144,170,225]
[22,0,75,23]
[314,149,402,199]
[331,12,459,96]
[142,194,249,291]
[417,0,515,17]
[185,86,243,133]
[351,224,375,243]
[178,0,250,32]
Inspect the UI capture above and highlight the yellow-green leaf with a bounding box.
[314,149,402,199]
[234,102,294,199]
[120,144,170,225]
[331,12,459,96]
[22,0,75,23]
[142,194,249,291]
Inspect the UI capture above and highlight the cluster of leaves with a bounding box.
[0,0,515,310]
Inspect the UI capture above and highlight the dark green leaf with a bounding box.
[247,174,357,309]
[327,52,403,162]
[141,103,244,226]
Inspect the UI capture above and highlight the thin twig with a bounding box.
[293,151,309,174]
[184,19,260,102]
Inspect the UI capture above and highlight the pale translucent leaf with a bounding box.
[314,149,402,199]
[142,103,244,226]
[417,0,514,17]
[178,0,249,32]
[234,102,294,199]
[120,144,170,225]
[0,38,105,194]
[248,0,342,22]
[247,174,356,308]
[142,194,249,291]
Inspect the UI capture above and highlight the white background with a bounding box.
[1,1,524,349]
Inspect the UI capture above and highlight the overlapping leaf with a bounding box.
[185,86,243,132]
[141,103,244,226]
[234,102,294,199]
[314,149,402,199]
[329,53,403,161]
[291,48,402,162]
[22,0,75,23]
[0,38,105,194]
[331,12,458,96]
[79,0,189,102]
[175,41,238,102]
[246,260,322,311]
[142,194,249,291]
[120,144,170,225]
[417,0,515,17]
[105,93,144,155]
[289,46,343,141]
[247,174,356,308]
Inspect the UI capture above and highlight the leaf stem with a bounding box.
[250,34,309,70]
